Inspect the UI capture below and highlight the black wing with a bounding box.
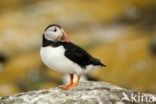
[62,42,106,68]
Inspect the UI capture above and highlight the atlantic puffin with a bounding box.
[40,24,106,90]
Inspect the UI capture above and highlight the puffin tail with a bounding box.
[90,58,106,67]
[99,62,106,67]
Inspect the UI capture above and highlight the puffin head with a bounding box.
[43,24,69,42]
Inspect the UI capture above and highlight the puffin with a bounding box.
[40,24,106,90]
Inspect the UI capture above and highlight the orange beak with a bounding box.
[61,31,70,42]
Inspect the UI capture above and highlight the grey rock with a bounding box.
[0,81,156,104]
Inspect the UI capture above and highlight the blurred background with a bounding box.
[0,0,156,96]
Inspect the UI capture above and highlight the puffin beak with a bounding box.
[61,31,70,42]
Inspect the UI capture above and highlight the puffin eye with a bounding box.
[53,28,57,32]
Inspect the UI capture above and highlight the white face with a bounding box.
[44,26,64,41]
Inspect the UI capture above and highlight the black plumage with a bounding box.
[42,35,106,69]
[44,24,61,31]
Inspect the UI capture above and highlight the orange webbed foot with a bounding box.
[59,74,81,90]
[59,83,78,90]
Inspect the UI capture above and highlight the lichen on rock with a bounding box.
[0,81,155,104]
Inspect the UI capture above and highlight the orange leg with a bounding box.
[59,74,74,89]
[59,74,81,90]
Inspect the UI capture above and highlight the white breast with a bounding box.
[40,46,82,74]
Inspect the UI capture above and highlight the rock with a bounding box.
[0,81,156,104]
